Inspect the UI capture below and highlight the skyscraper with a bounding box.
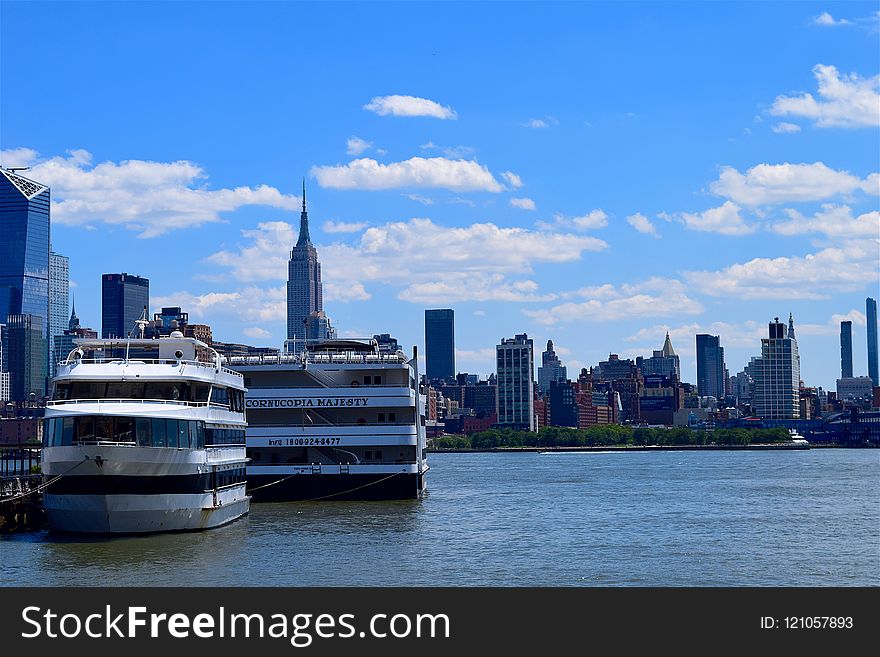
[0,168,50,396]
[637,332,681,380]
[101,273,150,338]
[48,250,69,378]
[751,317,801,420]
[840,320,853,379]
[537,339,567,395]
[496,333,535,431]
[695,334,725,399]
[5,314,47,401]
[867,297,878,387]
[425,309,455,382]
[287,181,323,345]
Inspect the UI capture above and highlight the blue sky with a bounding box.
[2,1,878,390]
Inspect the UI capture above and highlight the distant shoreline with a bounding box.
[426,443,876,453]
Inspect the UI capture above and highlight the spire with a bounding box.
[788,313,796,340]
[68,294,80,330]
[296,177,311,247]
[661,331,676,357]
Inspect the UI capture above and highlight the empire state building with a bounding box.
[286,181,331,345]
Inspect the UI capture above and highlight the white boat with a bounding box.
[41,331,250,533]
[227,338,428,501]
[787,429,810,448]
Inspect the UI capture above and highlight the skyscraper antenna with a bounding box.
[302,177,306,213]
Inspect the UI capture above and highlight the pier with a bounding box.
[0,444,45,532]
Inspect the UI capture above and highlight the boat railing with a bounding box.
[226,354,409,366]
[59,357,243,379]
[248,421,418,428]
[244,383,413,389]
[46,399,241,410]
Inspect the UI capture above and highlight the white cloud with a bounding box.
[501,171,523,189]
[626,212,659,237]
[207,218,608,305]
[685,239,880,300]
[0,148,300,238]
[243,327,272,340]
[543,209,608,231]
[404,193,435,205]
[152,286,287,325]
[363,95,457,119]
[419,141,476,159]
[323,219,369,233]
[812,12,853,26]
[346,136,372,156]
[524,278,703,326]
[770,64,880,128]
[771,205,880,239]
[473,310,486,316]
[677,201,755,236]
[772,122,802,133]
[522,116,558,129]
[311,157,505,192]
[510,197,536,211]
[710,162,877,205]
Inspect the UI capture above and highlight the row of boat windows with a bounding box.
[216,467,246,488]
[52,382,245,412]
[43,417,246,448]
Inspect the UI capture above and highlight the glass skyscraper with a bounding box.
[102,273,150,338]
[425,308,455,382]
[49,250,69,378]
[695,334,725,399]
[840,320,853,379]
[287,183,324,345]
[867,297,878,387]
[0,169,50,399]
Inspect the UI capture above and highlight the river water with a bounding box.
[2,450,878,586]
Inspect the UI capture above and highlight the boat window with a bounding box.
[113,417,134,443]
[364,376,372,385]
[75,416,95,442]
[165,419,179,448]
[211,386,229,406]
[365,450,373,460]
[378,413,386,423]
[135,417,152,447]
[375,450,382,460]
[193,384,210,403]
[94,416,113,442]
[152,418,167,447]
[196,422,205,448]
[388,412,396,423]
[61,418,75,445]
[53,383,71,400]
[53,418,64,446]
[374,376,382,385]
[188,421,198,449]
[177,420,189,448]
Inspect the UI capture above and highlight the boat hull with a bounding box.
[43,487,249,534]
[248,472,426,502]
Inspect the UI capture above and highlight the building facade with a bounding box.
[496,333,535,431]
[101,273,150,339]
[867,297,878,387]
[425,308,455,382]
[696,334,725,399]
[637,332,681,380]
[840,320,853,379]
[537,340,567,396]
[287,183,323,344]
[751,318,801,420]
[5,314,47,401]
[48,250,69,378]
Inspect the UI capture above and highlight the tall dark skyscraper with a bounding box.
[49,249,69,378]
[425,309,455,382]
[868,297,878,387]
[287,181,323,344]
[695,334,725,399]
[840,320,853,379]
[102,273,150,338]
[0,168,50,398]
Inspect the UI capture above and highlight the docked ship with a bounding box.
[227,338,428,501]
[41,330,250,533]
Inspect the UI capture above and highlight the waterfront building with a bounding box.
[496,333,535,431]
[868,297,878,386]
[751,317,800,420]
[537,340,567,396]
[5,314,47,401]
[637,332,681,380]
[597,354,642,423]
[696,334,725,399]
[101,273,149,339]
[639,374,683,426]
[48,250,69,379]
[287,182,324,344]
[0,169,50,397]
[836,376,874,407]
[425,308,455,382]
[304,310,336,341]
[548,380,578,427]
[840,320,853,379]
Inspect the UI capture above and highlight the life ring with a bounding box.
[351,380,360,387]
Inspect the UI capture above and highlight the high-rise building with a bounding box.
[496,333,535,431]
[548,380,578,427]
[48,250,69,378]
[304,311,336,341]
[537,340,567,395]
[637,332,681,381]
[751,317,801,420]
[53,302,98,366]
[373,333,401,355]
[597,354,643,422]
[425,308,455,382]
[867,297,878,386]
[5,314,47,401]
[102,273,149,339]
[0,323,9,402]
[287,182,323,345]
[840,320,853,379]
[695,334,725,399]
[0,169,50,395]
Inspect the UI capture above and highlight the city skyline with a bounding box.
[1,2,878,390]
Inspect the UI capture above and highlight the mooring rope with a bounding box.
[0,456,91,503]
